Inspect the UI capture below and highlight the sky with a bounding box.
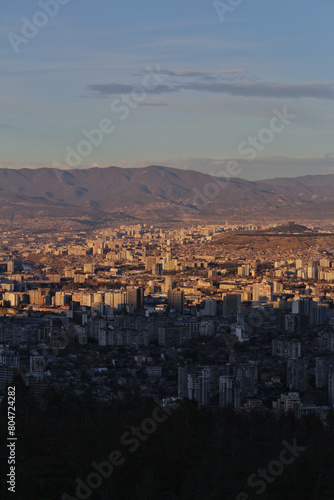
[1,0,334,180]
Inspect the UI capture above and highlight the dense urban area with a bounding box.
[2,219,334,499]
[1,219,334,418]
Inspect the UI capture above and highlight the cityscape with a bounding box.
[1,217,334,497]
[2,0,334,499]
[2,219,334,418]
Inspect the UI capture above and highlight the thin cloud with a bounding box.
[159,69,213,77]
[85,83,177,97]
[0,123,18,129]
[219,69,245,74]
[134,68,256,84]
[84,80,334,100]
[138,102,169,106]
[149,69,246,77]
[180,81,334,99]
[85,83,136,96]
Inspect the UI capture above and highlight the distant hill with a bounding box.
[212,221,334,251]
[0,165,334,223]
[264,222,310,232]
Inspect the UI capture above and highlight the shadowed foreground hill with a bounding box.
[1,166,334,222]
[1,380,334,500]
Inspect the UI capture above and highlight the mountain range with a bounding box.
[0,165,333,223]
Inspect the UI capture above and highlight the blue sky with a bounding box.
[1,0,334,179]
